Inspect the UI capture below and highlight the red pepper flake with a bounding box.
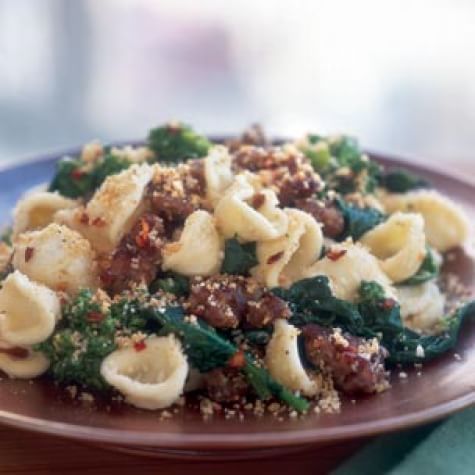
[0,347,29,359]
[86,311,104,323]
[326,248,347,261]
[134,340,147,352]
[92,216,106,227]
[227,350,246,369]
[380,298,397,310]
[267,251,285,265]
[24,247,34,262]
[251,193,266,209]
[79,212,89,225]
[71,168,85,180]
[135,218,151,248]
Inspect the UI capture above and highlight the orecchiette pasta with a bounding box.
[162,210,223,276]
[214,174,288,242]
[203,145,234,206]
[12,191,77,239]
[360,212,426,283]
[305,241,396,302]
[100,335,189,410]
[13,223,97,294]
[252,208,323,288]
[265,319,320,397]
[57,164,154,253]
[0,271,60,346]
[0,344,49,379]
[0,243,12,274]
[397,281,446,334]
[379,190,470,252]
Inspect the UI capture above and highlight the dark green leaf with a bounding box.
[152,306,309,412]
[147,123,211,163]
[151,272,190,297]
[221,238,258,275]
[0,227,12,246]
[400,248,439,286]
[337,199,386,240]
[382,169,430,193]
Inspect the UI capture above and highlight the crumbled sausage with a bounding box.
[149,163,205,233]
[302,324,389,395]
[203,367,249,403]
[226,124,270,152]
[187,275,291,329]
[99,213,164,294]
[295,198,345,239]
[233,146,323,206]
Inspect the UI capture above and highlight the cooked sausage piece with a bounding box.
[187,275,291,329]
[295,198,345,239]
[302,324,389,395]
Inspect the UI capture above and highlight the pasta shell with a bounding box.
[204,145,234,206]
[13,223,97,294]
[397,281,446,334]
[306,241,395,302]
[162,210,223,276]
[265,319,319,397]
[253,208,323,288]
[379,190,470,252]
[13,191,77,239]
[0,271,60,346]
[214,174,288,242]
[0,344,49,378]
[101,335,189,410]
[57,164,154,253]
[360,212,426,283]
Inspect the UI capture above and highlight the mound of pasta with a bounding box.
[0,123,473,418]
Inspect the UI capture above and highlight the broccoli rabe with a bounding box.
[152,306,309,412]
[150,272,190,297]
[147,122,211,163]
[274,277,475,365]
[221,238,258,275]
[400,247,439,286]
[381,169,430,193]
[0,227,12,246]
[336,199,386,240]
[36,290,118,391]
[48,153,131,199]
[300,134,381,194]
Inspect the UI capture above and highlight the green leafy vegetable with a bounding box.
[48,153,131,199]
[400,248,439,286]
[147,123,211,163]
[301,134,381,194]
[37,290,118,391]
[337,199,385,240]
[274,277,475,365]
[151,272,190,297]
[273,276,364,335]
[382,169,430,193]
[0,227,12,246]
[152,306,309,412]
[221,238,258,275]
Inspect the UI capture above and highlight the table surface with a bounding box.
[1,162,473,474]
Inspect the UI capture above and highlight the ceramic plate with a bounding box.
[0,143,473,459]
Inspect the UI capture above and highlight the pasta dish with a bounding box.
[0,123,472,418]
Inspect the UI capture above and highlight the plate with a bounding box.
[0,143,473,459]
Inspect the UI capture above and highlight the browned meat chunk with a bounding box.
[295,198,345,239]
[226,124,270,152]
[232,146,323,206]
[302,324,389,395]
[99,213,164,294]
[203,367,249,403]
[149,163,205,232]
[187,275,290,329]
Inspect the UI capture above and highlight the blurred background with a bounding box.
[1,0,475,166]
